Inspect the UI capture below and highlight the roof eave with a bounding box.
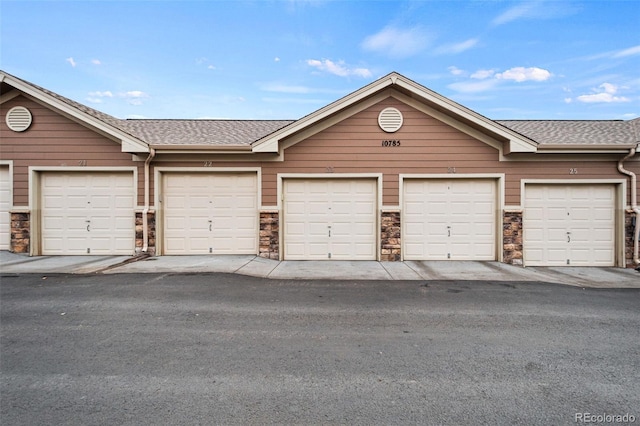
[536,144,638,154]
[251,72,538,154]
[252,74,398,153]
[392,77,538,153]
[1,71,149,154]
[151,144,253,152]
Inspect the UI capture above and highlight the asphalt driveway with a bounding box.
[1,273,639,425]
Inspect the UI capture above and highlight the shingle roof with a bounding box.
[121,119,294,146]
[497,120,639,146]
[1,71,142,141]
[3,70,639,150]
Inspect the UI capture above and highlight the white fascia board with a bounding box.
[393,77,538,153]
[509,138,538,153]
[3,73,149,153]
[252,75,396,153]
[121,138,150,153]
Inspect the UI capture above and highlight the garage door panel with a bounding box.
[41,173,134,255]
[283,179,377,260]
[403,179,496,260]
[163,173,258,255]
[524,184,615,266]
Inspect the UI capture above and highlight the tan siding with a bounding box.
[262,98,630,206]
[5,93,635,211]
[0,96,143,206]
[150,98,634,207]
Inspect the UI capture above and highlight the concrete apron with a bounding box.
[1,252,638,288]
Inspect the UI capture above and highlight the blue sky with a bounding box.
[2,0,639,120]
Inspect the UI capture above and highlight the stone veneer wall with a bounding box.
[259,211,279,260]
[380,211,401,261]
[503,210,523,266]
[625,211,636,268]
[135,212,156,256]
[10,212,30,254]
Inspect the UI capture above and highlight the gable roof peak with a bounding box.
[1,69,149,153]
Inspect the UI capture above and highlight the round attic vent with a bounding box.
[378,107,403,133]
[6,106,33,132]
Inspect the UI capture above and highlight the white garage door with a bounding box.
[0,166,10,250]
[403,179,497,260]
[524,184,615,266]
[162,173,258,254]
[41,172,135,255]
[283,179,377,260]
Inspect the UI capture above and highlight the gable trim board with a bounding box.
[521,180,626,267]
[154,167,261,255]
[28,167,138,255]
[0,73,149,154]
[0,162,13,250]
[400,174,504,261]
[253,73,538,155]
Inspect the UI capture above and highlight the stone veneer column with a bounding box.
[259,210,279,260]
[135,211,156,256]
[503,210,523,266]
[380,210,401,261]
[10,211,30,254]
[625,211,636,267]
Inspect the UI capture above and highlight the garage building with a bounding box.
[1,70,638,267]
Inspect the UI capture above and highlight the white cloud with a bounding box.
[448,66,466,76]
[435,38,479,55]
[362,26,431,58]
[575,83,630,103]
[91,59,101,65]
[471,69,496,80]
[261,83,311,94]
[612,45,640,58]
[449,66,553,94]
[492,3,536,25]
[495,67,552,82]
[66,57,77,67]
[262,97,326,105]
[89,91,114,98]
[119,91,150,105]
[448,79,499,93]
[306,59,372,78]
[492,1,577,26]
[274,57,281,62]
[86,90,113,104]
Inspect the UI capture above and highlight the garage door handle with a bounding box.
[86,220,90,232]
[567,232,571,243]
[209,220,212,232]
